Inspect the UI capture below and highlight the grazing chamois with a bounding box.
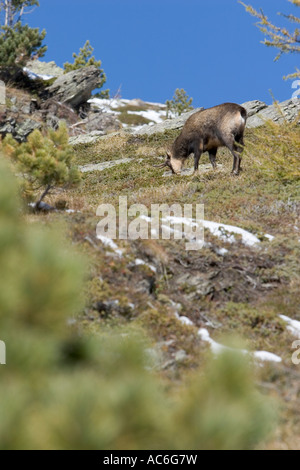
[155,103,247,175]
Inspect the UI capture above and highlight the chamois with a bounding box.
[155,103,247,175]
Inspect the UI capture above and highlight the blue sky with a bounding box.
[27,0,299,107]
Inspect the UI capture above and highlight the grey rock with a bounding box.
[247,99,300,128]
[20,105,31,114]
[26,59,64,78]
[69,130,105,146]
[241,100,268,117]
[0,118,15,136]
[0,116,41,141]
[15,119,41,142]
[79,158,133,173]
[35,201,56,212]
[47,66,101,109]
[10,106,19,113]
[83,112,122,133]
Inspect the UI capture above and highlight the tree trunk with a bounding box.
[35,184,52,210]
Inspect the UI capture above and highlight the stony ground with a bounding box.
[29,117,300,449]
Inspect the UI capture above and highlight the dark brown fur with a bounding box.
[161,103,247,175]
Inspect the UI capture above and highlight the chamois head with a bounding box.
[153,151,183,175]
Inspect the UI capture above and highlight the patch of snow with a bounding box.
[279,315,300,339]
[265,234,274,241]
[252,351,282,363]
[198,328,282,364]
[96,234,123,257]
[140,215,273,249]
[164,216,198,228]
[177,315,194,326]
[23,67,54,81]
[135,258,157,273]
[88,98,119,114]
[216,247,228,256]
[163,216,262,246]
[203,220,260,246]
[160,224,184,238]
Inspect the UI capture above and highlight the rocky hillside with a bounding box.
[29,99,299,448]
[1,60,300,448]
[1,59,300,146]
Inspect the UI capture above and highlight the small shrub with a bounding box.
[166,88,193,117]
[1,122,80,207]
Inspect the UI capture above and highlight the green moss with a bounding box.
[118,112,152,126]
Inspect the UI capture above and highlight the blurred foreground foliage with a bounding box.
[0,159,276,449]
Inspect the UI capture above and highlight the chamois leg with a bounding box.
[193,147,202,175]
[234,134,245,173]
[193,140,204,175]
[209,148,217,170]
[224,135,242,176]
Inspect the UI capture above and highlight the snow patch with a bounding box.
[216,247,229,256]
[161,216,271,247]
[198,328,282,364]
[23,67,54,81]
[279,315,300,338]
[96,235,123,257]
[127,109,165,124]
[203,220,260,247]
[135,258,157,273]
[174,312,194,326]
[265,234,274,241]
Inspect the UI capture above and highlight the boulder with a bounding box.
[0,116,41,142]
[0,117,16,137]
[84,112,122,133]
[247,99,300,128]
[69,131,106,146]
[15,119,41,142]
[47,66,101,109]
[241,100,268,117]
[25,59,64,78]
